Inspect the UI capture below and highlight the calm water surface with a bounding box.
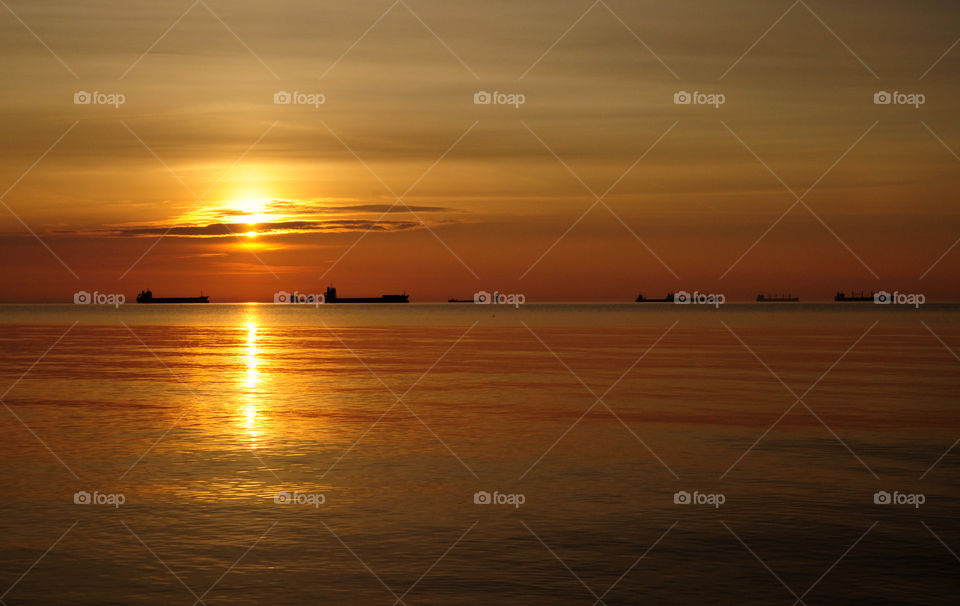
[0,304,957,604]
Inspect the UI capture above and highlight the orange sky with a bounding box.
[0,0,958,302]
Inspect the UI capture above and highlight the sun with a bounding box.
[235,198,273,225]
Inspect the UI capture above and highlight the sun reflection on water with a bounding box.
[243,314,260,445]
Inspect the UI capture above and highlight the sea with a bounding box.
[0,303,957,604]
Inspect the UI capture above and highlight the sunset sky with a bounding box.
[1,0,958,301]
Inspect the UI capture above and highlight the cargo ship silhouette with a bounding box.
[757,294,799,302]
[136,289,209,304]
[834,290,874,302]
[635,293,675,302]
[325,286,408,303]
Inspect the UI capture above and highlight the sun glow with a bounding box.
[234,198,274,226]
[242,316,260,443]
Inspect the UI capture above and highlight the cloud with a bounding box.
[104,219,424,237]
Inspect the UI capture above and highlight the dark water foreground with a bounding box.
[0,304,957,604]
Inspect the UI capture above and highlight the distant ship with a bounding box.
[325,286,408,303]
[136,289,209,304]
[835,290,873,302]
[757,294,799,302]
[448,298,473,303]
[635,293,675,303]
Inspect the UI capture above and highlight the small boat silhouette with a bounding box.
[635,293,675,303]
[136,289,209,304]
[834,290,873,302]
[325,286,408,303]
[757,294,799,302]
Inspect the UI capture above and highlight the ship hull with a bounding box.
[137,296,209,304]
[327,295,409,303]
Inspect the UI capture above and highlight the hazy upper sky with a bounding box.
[1,0,958,301]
